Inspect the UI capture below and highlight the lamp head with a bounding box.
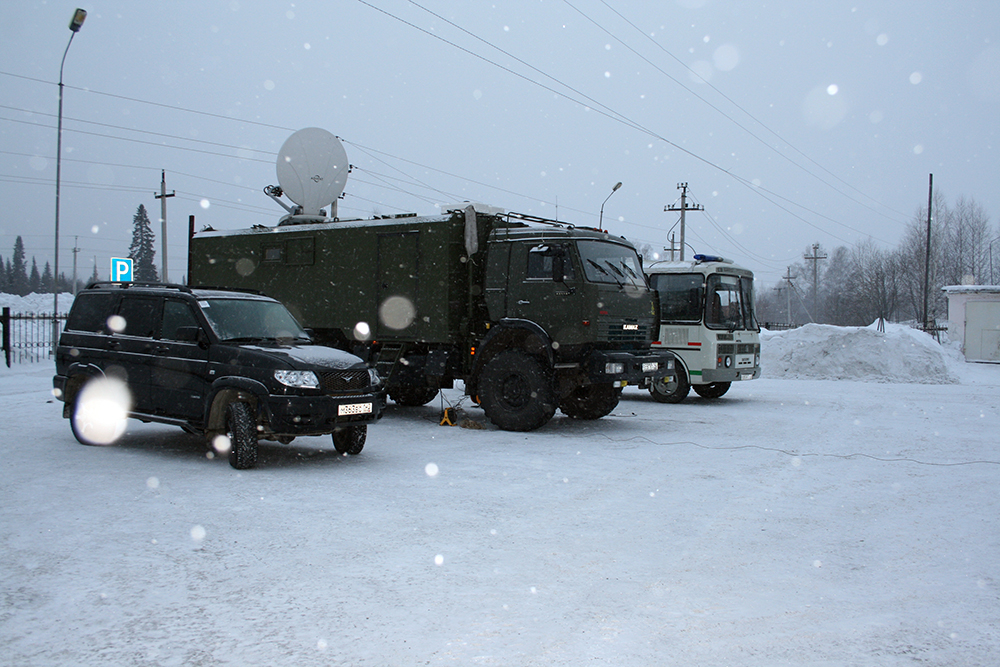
[69,8,87,32]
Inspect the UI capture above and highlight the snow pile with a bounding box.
[0,292,75,315]
[761,322,961,384]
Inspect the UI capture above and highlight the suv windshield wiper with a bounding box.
[221,336,284,343]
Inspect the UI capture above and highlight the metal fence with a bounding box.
[2,308,66,366]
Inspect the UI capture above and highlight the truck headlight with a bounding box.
[605,362,625,375]
[274,370,320,388]
[369,368,382,387]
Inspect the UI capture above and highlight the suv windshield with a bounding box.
[199,298,309,342]
[576,240,647,288]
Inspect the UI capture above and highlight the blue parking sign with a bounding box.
[111,257,134,282]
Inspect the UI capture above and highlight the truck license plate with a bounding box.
[338,402,373,416]
[642,362,659,372]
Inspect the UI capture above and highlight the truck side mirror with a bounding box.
[552,254,566,283]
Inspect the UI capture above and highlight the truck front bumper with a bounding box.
[583,349,676,388]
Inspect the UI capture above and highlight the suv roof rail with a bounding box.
[188,285,265,296]
[83,280,193,293]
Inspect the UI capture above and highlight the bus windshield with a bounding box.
[705,274,758,331]
[649,273,703,323]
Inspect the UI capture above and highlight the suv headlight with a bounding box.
[605,362,625,375]
[368,368,382,387]
[274,370,320,389]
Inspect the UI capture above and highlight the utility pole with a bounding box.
[71,236,80,295]
[665,182,703,261]
[664,233,681,261]
[782,267,797,324]
[803,242,827,319]
[154,169,175,283]
[922,174,933,330]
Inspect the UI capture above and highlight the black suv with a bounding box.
[53,282,384,469]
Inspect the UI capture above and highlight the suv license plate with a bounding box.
[338,402,373,416]
[642,362,659,372]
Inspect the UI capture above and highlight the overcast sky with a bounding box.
[2,0,998,287]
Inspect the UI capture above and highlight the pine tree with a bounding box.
[41,262,54,293]
[11,236,28,296]
[29,258,41,293]
[129,204,159,282]
[0,254,6,293]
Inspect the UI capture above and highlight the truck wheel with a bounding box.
[333,425,366,455]
[693,382,731,399]
[479,350,556,431]
[559,383,621,420]
[649,368,689,404]
[226,401,258,470]
[389,387,439,406]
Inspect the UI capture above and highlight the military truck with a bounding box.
[188,205,674,431]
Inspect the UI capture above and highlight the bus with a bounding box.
[645,254,760,402]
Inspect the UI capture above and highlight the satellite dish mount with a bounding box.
[265,127,350,225]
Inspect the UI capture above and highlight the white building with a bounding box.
[943,285,1000,363]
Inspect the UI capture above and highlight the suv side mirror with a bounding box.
[176,326,210,348]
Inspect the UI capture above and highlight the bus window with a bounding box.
[649,273,703,323]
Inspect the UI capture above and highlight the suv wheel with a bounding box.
[226,402,258,470]
[332,425,366,455]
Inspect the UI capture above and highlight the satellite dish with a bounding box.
[276,128,349,217]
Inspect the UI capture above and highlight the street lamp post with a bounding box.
[53,8,87,351]
[989,236,1000,285]
[598,181,622,231]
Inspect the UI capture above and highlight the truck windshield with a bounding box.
[576,240,646,288]
[200,298,310,342]
[649,273,703,323]
[705,274,758,331]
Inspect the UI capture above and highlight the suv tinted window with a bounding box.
[117,297,160,338]
[66,292,115,332]
[160,299,199,340]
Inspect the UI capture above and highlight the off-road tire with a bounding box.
[388,386,439,407]
[649,367,690,404]
[69,394,104,446]
[559,383,621,420]
[479,350,556,431]
[693,381,731,399]
[332,425,366,455]
[226,401,258,470]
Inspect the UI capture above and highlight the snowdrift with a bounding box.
[0,292,75,315]
[761,322,961,384]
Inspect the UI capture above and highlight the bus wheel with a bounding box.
[649,369,689,403]
[693,382,731,399]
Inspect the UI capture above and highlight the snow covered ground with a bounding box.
[2,322,999,666]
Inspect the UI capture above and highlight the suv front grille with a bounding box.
[319,370,370,394]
